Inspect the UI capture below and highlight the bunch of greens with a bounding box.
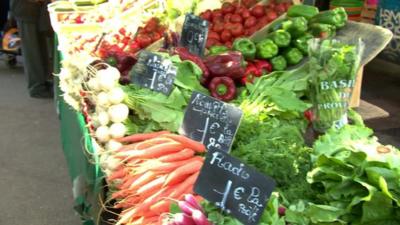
[286,124,400,225]
[123,56,208,134]
[308,39,363,132]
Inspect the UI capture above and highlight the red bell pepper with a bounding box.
[240,62,260,84]
[253,59,272,75]
[209,76,237,102]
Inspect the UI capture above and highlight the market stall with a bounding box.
[50,0,398,224]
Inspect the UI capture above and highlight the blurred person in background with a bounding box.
[10,0,53,98]
[0,0,9,35]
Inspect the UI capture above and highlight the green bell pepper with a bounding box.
[310,7,348,28]
[208,45,229,55]
[232,38,256,60]
[267,30,291,48]
[282,17,308,38]
[293,33,314,55]
[283,47,303,65]
[256,39,279,59]
[309,23,336,39]
[287,4,319,20]
[271,56,287,71]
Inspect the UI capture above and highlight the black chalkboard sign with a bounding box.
[194,150,276,225]
[180,92,243,153]
[130,51,177,95]
[180,13,209,56]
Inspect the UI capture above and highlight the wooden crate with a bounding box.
[361,2,377,24]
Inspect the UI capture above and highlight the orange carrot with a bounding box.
[122,142,185,160]
[136,175,166,196]
[134,137,174,150]
[161,134,206,153]
[118,173,142,190]
[149,199,171,214]
[137,156,204,174]
[107,167,128,181]
[169,171,200,199]
[164,160,203,187]
[128,171,158,191]
[158,148,195,162]
[115,131,170,143]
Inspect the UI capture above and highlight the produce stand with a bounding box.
[51,1,399,225]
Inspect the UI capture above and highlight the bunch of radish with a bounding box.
[163,194,213,225]
[106,131,206,225]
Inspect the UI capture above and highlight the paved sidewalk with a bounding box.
[0,58,81,225]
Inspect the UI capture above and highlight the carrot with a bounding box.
[161,134,206,153]
[136,156,204,174]
[114,195,140,208]
[149,199,172,214]
[128,171,158,191]
[134,137,174,150]
[107,167,128,181]
[118,173,142,190]
[158,148,195,162]
[136,175,166,197]
[164,160,203,187]
[122,142,185,160]
[115,131,170,143]
[169,171,200,199]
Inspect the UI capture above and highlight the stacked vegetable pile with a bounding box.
[106,131,206,225]
[55,1,400,225]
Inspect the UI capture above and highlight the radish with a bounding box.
[96,92,110,107]
[97,69,118,91]
[109,123,126,139]
[178,201,196,216]
[192,210,212,225]
[108,87,125,104]
[106,140,123,152]
[184,194,204,212]
[174,213,196,225]
[97,111,110,126]
[96,125,111,142]
[108,104,129,123]
[106,155,122,170]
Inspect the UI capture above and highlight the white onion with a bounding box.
[105,66,121,81]
[108,104,129,123]
[87,78,100,91]
[97,111,110,126]
[106,155,121,170]
[96,92,109,107]
[97,69,117,91]
[108,87,125,104]
[106,140,123,152]
[95,125,110,142]
[109,123,126,139]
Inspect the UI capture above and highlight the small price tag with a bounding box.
[180,92,243,153]
[194,150,276,225]
[130,51,177,95]
[180,13,209,57]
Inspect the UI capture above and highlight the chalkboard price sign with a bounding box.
[194,150,276,225]
[130,51,177,95]
[180,92,243,153]
[180,13,209,56]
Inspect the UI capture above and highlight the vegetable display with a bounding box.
[53,1,399,225]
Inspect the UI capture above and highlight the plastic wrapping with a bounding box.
[308,38,364,132]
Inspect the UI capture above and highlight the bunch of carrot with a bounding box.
[106,131,206,225]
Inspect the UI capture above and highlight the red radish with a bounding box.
[178,200,196,216]
[192,210,212,225]
[174,213,196,225]
[184,194,204,212]
[279,206,286,216]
